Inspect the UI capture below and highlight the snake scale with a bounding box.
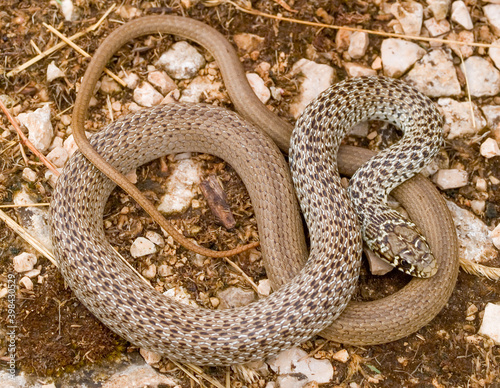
[49,15,459,365]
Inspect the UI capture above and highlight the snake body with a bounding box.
[49,16,459,365]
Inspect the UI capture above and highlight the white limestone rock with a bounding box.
[45,146,69,168]
[344,63,377,77]
[438,98,486,139]
[478,303,500,345]
[246,73,271,104]
[133,82,164,107]
[100,76,122,94]
[348,31,369,59]
[426,0,451,20]
[267,347,334,384]
[130,237,157,258]
[156,41,206,79]
[13,189,53,250]
[217,287,256,309]
[288,59,335,119]
[121,71,140,89]
[179,75,224,103]
[480,138,500,159]
[101,364,178,388]
[22,168,37,182]
[157,158,201,214]
[19,276,33,290]
[490,223,500,250]
[13,252,37,273]
[451,1,473,30]
[462,56,500,97]
[139,349,162,365]
[46,61,65,82]
[424,17,451,36]
[257,279,272,296]
[233,33,265,53]
[432,169,468,189]
[447,201,498,264]
[489,39,500,70]
[147,70,177,95]
[381,38,426,78]
[145,231,164,247]
[332,349,350,363]
[484,4,500,36]
[61,0,75,21]
[390,1,424,36]
[405,50,461,97]
[17,104,53,153]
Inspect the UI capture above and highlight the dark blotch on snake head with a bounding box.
[363,212,438,278]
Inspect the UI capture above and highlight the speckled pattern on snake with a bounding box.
[49,15,459,365]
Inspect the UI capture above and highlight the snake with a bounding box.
[49,15,459,365]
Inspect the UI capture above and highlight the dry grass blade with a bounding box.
[0,209,57,266]
[224,257,259,293]
[6,3,116,77]
[220,0,500,49]
[0,203,50,208]
[42,23,126,87]
[460,257,500,280]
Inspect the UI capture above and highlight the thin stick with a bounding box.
[6,4,116,77]
[42,23,126,87]
[0,99,59,176]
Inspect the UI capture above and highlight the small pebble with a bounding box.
[130,237,157,258]
[22,168,37,182]
[480,138,500,158]
[140,348,162,365]
[405,50,461,97]
[257,279,272,296]
[46,146,69,168]
[462,57,500,97]
[145,231,165,247]
[100,76,122,94]
[433,169,468,189]
[451,1,473,30]
[490,223,500,250]
[46,61,65,82]
[134,82,164,107]
[332,349,350,363]
[347,31,369,59]
[147,70,177,95]
[19,276,34,290]
[470,200,486,214]
[381,39,425,78]
[121,71,140,89]
[483,4,500,36]
[390,1,423,36]
[475,177,488,192]
[246,73,271,104]
[158,264,173,277]
[233,33,265,53]
[13,252,37,273]
[17,104,53,153]
[156,41,206,79]
[478,303,500,344]
[142,264,157,279]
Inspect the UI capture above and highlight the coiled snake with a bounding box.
[50,16,459,365]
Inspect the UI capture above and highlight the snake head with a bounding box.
[362,212,438,278]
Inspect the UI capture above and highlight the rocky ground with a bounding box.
[0,0,500,387]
